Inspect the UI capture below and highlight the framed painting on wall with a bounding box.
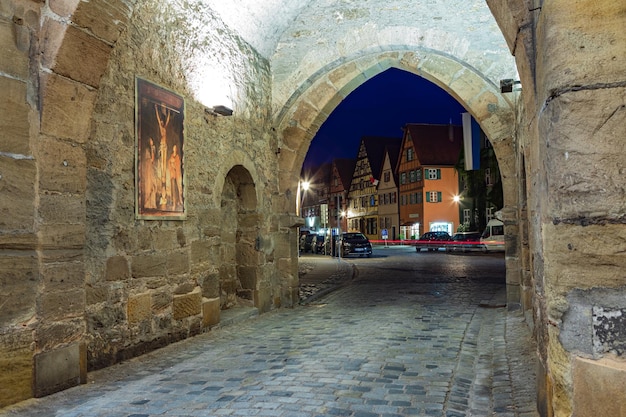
[135,77,186,219]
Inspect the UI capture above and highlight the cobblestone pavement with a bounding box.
[2,255,538,417]
[298,255,354,302]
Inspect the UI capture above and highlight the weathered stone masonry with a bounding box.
[1,1,625,416]
[0,0,297,406]
[83,0,283,370]
[489,2,626,416]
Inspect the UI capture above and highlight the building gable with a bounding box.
[406,123,463,167]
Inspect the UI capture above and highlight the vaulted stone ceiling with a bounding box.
[205,0,518,113]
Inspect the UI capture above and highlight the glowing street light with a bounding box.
[296,180,311,218]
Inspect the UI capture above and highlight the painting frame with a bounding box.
[135,77,186,220]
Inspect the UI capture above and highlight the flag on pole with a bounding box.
[370,176,379,186]
[462,113,481,171]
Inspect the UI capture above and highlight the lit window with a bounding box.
[426,191,442,203]
[463,209,471,225]
[407,148,414,161]
[427,169,441,179]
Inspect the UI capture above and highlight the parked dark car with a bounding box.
[415,231,452,252]
[299,233,315,253]
[446,231,482,253]
[340,232,372,257]
[313,234,329,254]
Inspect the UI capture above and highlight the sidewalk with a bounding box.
[298,254,354,303]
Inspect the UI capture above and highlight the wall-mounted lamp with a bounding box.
[500,79,521,93]
[205,105,233,117]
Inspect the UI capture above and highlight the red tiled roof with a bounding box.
[333,158,357,189]
[404,123,463,166]
[383,141,402,183]
[360,136,402,180]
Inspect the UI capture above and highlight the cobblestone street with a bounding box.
[2,251,538,417]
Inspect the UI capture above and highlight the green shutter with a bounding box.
[437,191,442,202]
[426,192,431,202]
[436,169,441,179]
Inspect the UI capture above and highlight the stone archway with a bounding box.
[4,1,622,414]
[220,165,260,310]
[275,50,523,308]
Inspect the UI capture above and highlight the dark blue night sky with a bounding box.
[303,68,467,170]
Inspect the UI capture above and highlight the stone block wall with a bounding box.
[490,1,626,415]
[0,0,40,407]
[536,2,626,416]
[0,0,298,406]
[81,0,289,371]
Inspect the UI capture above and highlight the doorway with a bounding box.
[220,166,259,310]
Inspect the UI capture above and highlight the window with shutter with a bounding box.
[428,169,441,180]
[427,191,439,202]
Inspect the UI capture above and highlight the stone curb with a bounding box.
[299,260,356,305]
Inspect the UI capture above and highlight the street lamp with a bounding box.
[299,180,310,218]
[296,180,310,258]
